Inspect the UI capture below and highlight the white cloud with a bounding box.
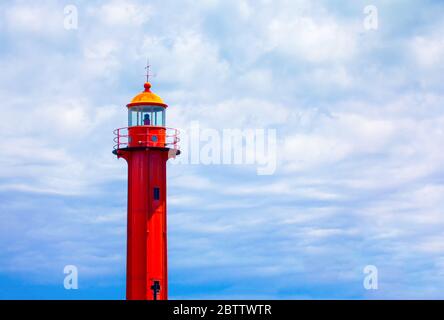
[282,111,395,172]
[141,31,230,88]
[411,35,444,68]
[95,0,152,27]
[2,3,64,35]
[266,16,358,63]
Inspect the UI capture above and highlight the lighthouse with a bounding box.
[113,79,179,300]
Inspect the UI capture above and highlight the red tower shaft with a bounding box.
[119,148,169,300]
[113,81,179,300]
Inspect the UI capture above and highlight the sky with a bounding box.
[1,0,444,299]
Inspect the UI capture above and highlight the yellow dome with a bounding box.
[127,82,168,108]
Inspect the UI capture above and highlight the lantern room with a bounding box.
[127,82,167,127]
[113,82,179,153]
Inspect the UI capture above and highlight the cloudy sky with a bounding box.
[1,0,444,299]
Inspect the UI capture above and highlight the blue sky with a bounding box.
[1,0,444,299]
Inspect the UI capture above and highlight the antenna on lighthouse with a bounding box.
[145,58,156,82]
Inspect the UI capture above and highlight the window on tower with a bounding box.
[153,187,160,200]
[128,106,165,127]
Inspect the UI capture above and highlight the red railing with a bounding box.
[113,126,180,151]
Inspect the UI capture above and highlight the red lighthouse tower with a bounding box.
[113,80,179,300]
